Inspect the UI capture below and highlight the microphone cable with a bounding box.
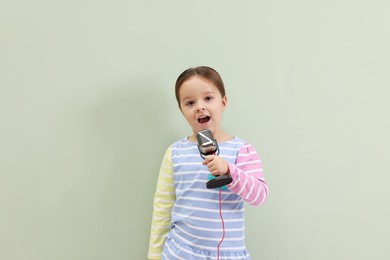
[217,187,226,260]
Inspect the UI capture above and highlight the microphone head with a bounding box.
[196,130,218,156]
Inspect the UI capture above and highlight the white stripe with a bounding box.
[172,146,198,151]
[151,225,170,230]
[179,196,241,204]
[173,154,238,160]
[229,170,240,189]
[175,187,230,194]
[249,184,262,205]
[237,175,248,196]
[174,203,244,214]
[247,168,263,174]
[249,180,268,205]
[219,147,238,151]
[175,170,210,175]
[221,154,237,159]
[175,224,244,242]
[245,180,255,200]
[172,154,200,159]
[161,162,173,169]
[152,215,170,221]
[173,212,243,223]
[174,162,202,167]
[236,160,261,167]
[175,179,207,184]
[159,171,173,178]
[165,242,186,260]
[155,191,175,195]
[241,144,251,149]
[237,151,257,157]
[182,222,245,232]
[153,206,172,212]
[259,184,269,205]
[157,181,174,187]
[155,198,175,203]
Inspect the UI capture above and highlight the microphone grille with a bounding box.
[196,130,217,155]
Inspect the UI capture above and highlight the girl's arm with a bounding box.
[226,143,268,206]
[147,147,175,260]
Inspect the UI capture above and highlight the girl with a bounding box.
[148,66,268,260]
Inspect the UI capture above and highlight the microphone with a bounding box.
[196,130,233,189]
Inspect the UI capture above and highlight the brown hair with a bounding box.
[175,66,226,108]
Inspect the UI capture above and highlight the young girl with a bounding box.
[148,66,268,260]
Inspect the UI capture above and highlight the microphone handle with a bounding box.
[206,152,232,189]
[207,175,233,189]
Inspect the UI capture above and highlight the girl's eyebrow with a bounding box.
[181,96,192,102]
[181,91,215,102]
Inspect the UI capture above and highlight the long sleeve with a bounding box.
[147,147,175,259]
[226,143,268,206]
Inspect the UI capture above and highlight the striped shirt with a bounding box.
[148,137,268,259]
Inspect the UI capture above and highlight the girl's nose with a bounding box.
[196,102,206,111]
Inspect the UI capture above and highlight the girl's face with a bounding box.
[178,76,227,137]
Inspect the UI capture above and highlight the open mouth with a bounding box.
[198,116,210,124]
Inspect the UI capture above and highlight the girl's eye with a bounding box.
[205,96,213,101]
[186,101,194,106]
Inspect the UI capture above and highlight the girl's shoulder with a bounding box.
[170,137,198,155]
[221,137,260,154]
[171,137,192,147]
[221,136,246,147]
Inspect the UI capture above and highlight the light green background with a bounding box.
[1,1,389,259]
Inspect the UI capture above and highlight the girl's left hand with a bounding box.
[202,155,229,176]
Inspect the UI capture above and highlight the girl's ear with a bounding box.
[222,95,228,111]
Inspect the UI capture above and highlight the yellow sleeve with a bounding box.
[147,146,175,259]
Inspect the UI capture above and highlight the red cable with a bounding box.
[217,187,225,260]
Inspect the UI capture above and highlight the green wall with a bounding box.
[1,1,389,259]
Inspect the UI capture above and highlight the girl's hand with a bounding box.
[202,155,230,176]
